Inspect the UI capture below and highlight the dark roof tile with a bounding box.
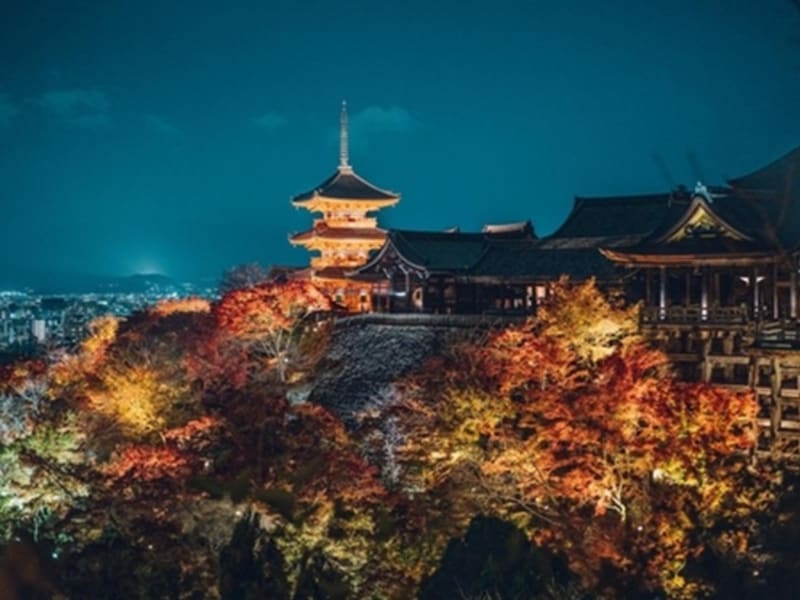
[292,167,399,203]
[387,230,488,271]
[471,243,618,280]
[728,146,800,192]
[549,192,689,239]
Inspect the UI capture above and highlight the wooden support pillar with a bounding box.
[753,266,760,320]
[792,259,798,320]
[659,266,667,320]
[713,272,720,307]
[747,356,757,388]
[771,357,782,437]
[701,334,712,382]
[645,270,652,305]
[684,271,691,307]
[773,262,779,320]
[701,268,709,321]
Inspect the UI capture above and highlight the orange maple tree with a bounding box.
[394,279,767,598]
[212,280,334,382]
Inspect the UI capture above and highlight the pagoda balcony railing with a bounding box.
[641,305,749,325]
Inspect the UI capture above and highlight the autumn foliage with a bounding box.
[394,279,767,598]
[213,280,334,382]
[0,278,787,598]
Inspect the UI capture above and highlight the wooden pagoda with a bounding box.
[289,102,399,311]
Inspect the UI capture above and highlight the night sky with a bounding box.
[1,0,799,288]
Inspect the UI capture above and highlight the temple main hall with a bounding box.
[288,132,800,455]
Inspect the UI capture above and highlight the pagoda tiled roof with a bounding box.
[292,166,399,203]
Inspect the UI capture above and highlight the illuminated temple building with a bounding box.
[289,102,399,311]
[288,126,800,452]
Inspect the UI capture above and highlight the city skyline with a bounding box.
[2,1,800,288]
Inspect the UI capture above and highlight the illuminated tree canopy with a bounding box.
[392,279,772,598]
[0,279,792,598]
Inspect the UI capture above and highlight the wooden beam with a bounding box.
[684,270,691,307]
[701,268,709,320]
[792,259,798,319]
[754,266,760,319]
[773,262,780,320]
[772,358,782,437]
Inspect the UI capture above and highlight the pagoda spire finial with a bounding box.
[339,100,350,171]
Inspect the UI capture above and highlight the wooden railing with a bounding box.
[640,305,749,325]
[756,320,800,347]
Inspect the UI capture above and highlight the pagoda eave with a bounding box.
[290,229,387,244]
[292,196,399,213]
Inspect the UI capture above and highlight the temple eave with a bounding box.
[599,248,776,267]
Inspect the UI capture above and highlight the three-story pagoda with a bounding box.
[289,102,399,310]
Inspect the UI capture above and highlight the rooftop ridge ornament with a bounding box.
[694,181,712,203]
[339,100,351,172]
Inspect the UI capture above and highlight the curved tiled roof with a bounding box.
[359,230,621,282]
[292,167,399,203]
[481,220,536,238]
[728,146,800,193]
[600,193,780,264]
[725,146,800,249]
[386,230,488,272]
[470,243,619,281]
[549,192,688,240]
[606,237,771,258]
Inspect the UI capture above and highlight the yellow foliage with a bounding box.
[86,364,187,436]
[150,297,211,317]
[538,277,640,363]
[271,497,391,598]
[50,315,121,392]
[81,315,119,360]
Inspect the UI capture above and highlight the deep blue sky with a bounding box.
[1,0,799,286]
